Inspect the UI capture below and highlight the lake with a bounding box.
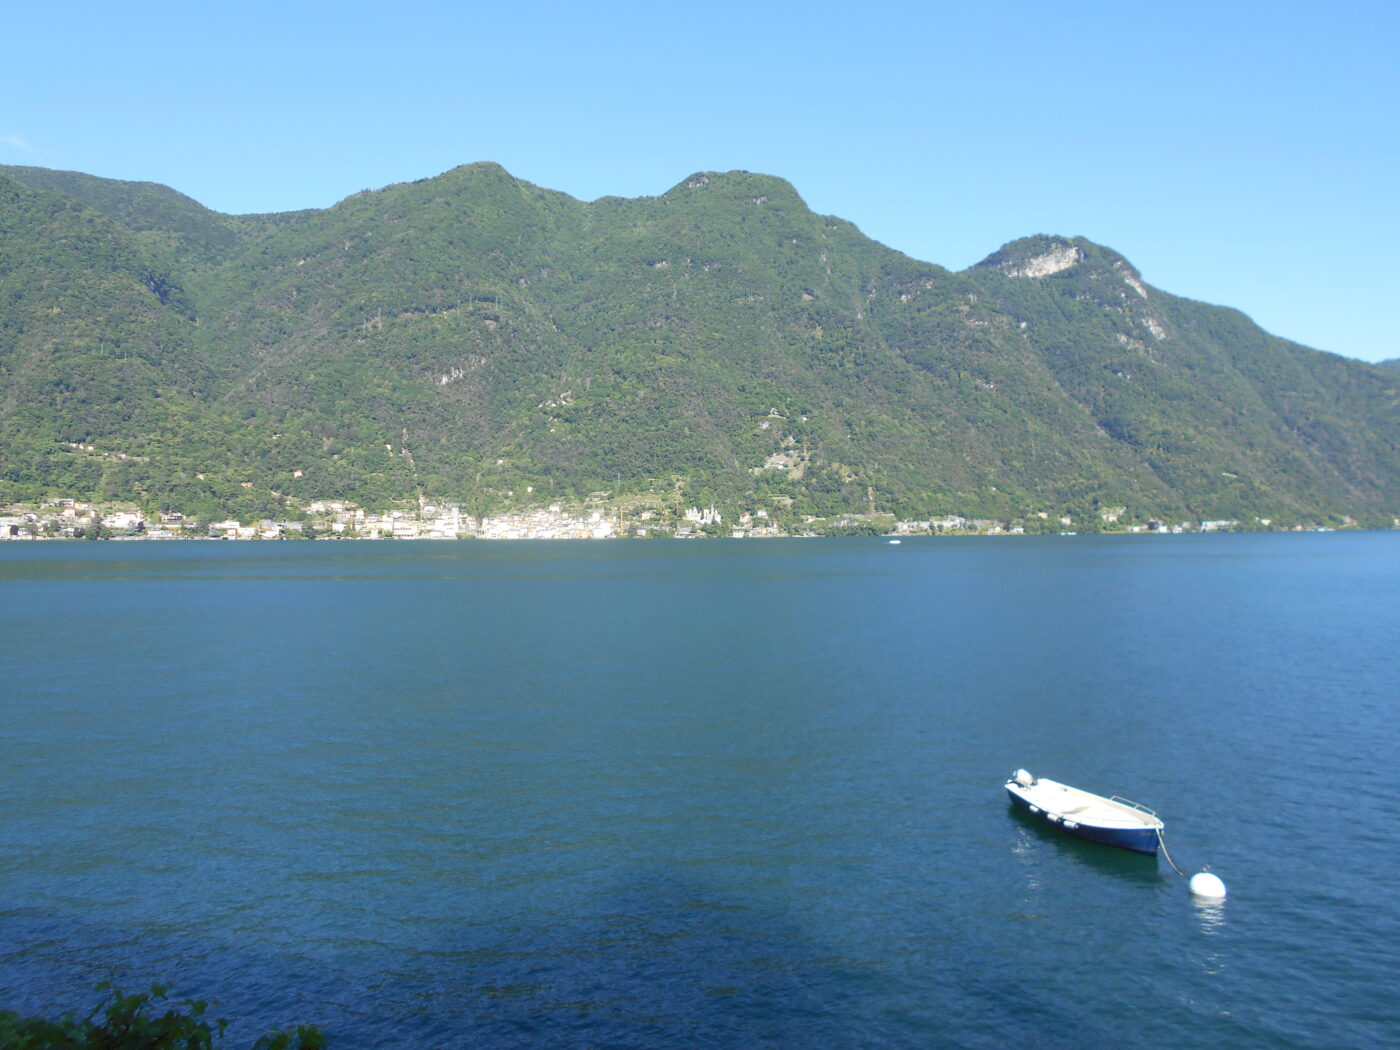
[1,533,1397,1047]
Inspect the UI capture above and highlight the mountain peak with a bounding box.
[443,161,514,181]
[662,170,805,207]
[975,235,1085,278]
[975,235,1150,298]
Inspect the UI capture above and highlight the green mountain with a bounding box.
[2,162,1398,527]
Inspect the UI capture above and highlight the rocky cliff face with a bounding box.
[993,241,1084,278]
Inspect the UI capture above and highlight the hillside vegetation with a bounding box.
[2,162,1397,527]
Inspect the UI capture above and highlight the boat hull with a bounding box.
[1005,785,1161,855]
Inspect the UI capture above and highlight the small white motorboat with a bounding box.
[1004,769,1163,855]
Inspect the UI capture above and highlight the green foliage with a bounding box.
[1,165,1398,525]
[0,984,323,1050]
[810,518,892,537]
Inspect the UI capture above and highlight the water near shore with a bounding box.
[2,534,1397,1047]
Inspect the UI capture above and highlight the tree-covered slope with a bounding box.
[0,173,216,505]
[1,164,239,262]
[171,167,1177,518]
[963,236,1400,520]
[1,163,1397,526]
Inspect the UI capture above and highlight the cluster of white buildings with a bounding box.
[303,502,614,540]
[0,500,151,539]
[1,497,1360,542]
[478,507,613,540]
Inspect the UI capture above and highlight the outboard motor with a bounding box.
[1013,769,1036,788]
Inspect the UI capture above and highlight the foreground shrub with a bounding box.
[0,983,324,1049]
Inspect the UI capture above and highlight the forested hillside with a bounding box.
[2,162,1398,527]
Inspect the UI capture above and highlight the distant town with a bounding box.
[0,497,1380,541]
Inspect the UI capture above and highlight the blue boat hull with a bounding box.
[1006,786,1160,855]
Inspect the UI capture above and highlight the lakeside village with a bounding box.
[0,497,1373,541]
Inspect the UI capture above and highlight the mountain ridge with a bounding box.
[2,162,1397,528]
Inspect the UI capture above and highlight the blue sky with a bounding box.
[4,1,1396,361]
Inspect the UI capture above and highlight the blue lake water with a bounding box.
[1,534,1397,1048]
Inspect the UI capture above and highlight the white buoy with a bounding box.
[1189,871,1227,898]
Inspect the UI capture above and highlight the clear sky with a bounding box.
[4,1,1396,362]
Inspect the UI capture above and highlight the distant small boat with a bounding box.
[888,539,901,544]
[1005,769,1163,855]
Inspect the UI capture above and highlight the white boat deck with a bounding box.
[1008,776,1163,830]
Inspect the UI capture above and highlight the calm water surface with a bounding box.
[1,534,1397,1048]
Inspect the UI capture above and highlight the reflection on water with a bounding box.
[1005,803,1168,886]
[1193,896,1228,935]
[1192,898,1229,978]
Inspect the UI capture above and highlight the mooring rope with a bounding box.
[1156,827,1189,879]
